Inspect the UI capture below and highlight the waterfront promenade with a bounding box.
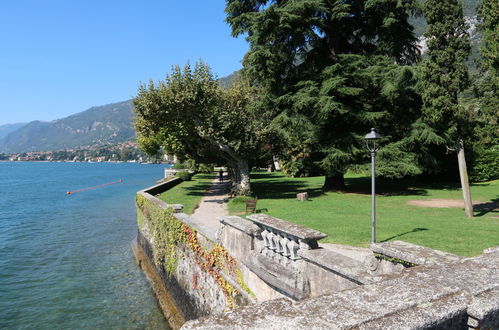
[190,174,230,240]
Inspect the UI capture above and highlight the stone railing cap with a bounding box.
[219,216,261,236]
[371,240,461,266]
[138,176,181,193]
[137,190,183,213]
[299,248,373,284]
[247,214,327,241]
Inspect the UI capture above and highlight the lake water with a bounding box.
[0,162,170,329]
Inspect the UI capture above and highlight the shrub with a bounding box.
[173,159,213,173]
[172,162,187,170]
[470,144,499,182]
[197,163,214,173]
[176,171,192,181]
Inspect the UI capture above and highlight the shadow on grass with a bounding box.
[252,179,323,199]
[474,198,499,217]
[345,177,430,196]
[177,180,214,196]
[250,173,436,199]
[380,227,429,242]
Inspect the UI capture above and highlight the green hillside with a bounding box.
[0,123,26,139]
[0,100,135,153]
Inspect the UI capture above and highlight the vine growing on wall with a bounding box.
[136,194,253,309]
[136,194,188,275]
[183,226,239,309]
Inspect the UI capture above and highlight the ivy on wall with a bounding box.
[136,194,254,309]
[136,194,187,274]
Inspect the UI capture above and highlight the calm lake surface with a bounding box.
[0,162,170,329]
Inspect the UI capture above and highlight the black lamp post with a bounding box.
[365,128,382,243]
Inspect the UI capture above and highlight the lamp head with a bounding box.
[364,128,382,141]
[365,128,382,152]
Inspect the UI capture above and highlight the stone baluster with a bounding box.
[261,227,270,256]
[247,213,327,268]
[258,225,302,264]
[277,233,287,264]
[282,234,291,258]
[288,238,300,260]
[268,228,277,253]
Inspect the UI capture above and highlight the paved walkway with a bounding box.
[190,175,230,239]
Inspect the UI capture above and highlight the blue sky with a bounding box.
[0,1,248,125]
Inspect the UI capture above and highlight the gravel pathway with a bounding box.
[190,174,230,239]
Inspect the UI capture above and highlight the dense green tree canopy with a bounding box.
[420,0,471,141]
[470,0,499,182]
[475,0,498,140]
[226,0,424,189]
[420,0,474,216]
[134,62,263,194]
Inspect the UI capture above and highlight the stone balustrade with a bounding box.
[246,214,327,266]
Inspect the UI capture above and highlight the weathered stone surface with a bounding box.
[299,248,373,285]
[296,192,308,201]
[360,291,469,329]
[219,216,261,236]
[174,213,217,241]
[246,253,306,300]
[140,176,182,195]
[467,286,499,328]
[138,178,184,212]
[247,214,327,242]
[183,246,499,329]
[181,299,329,330]
[217,218,257,265]
[371,240,462,266]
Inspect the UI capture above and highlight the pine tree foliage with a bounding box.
[420,0,474,216]
[478,0,499,73]
[420,0,471,141]
[475,0,498,139]
[469,0,499,182]
[226,0,424,189]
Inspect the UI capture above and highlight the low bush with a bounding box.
[470,145,499,182]
[197,163,214,173]
[176,171,192,181]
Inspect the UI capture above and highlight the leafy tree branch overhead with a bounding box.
[134,62,265,195]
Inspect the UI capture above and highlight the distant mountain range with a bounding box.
[0,100,135,153]
[0,123,27,140]
[0,72,240,153]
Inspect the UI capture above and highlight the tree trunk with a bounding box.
[323,173,346,191]
[267,160,276,172]
[237,159,251,195]
[456,139,473,217]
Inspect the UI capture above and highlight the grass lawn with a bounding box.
[228,172,499,256]
[159,173,214,214]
